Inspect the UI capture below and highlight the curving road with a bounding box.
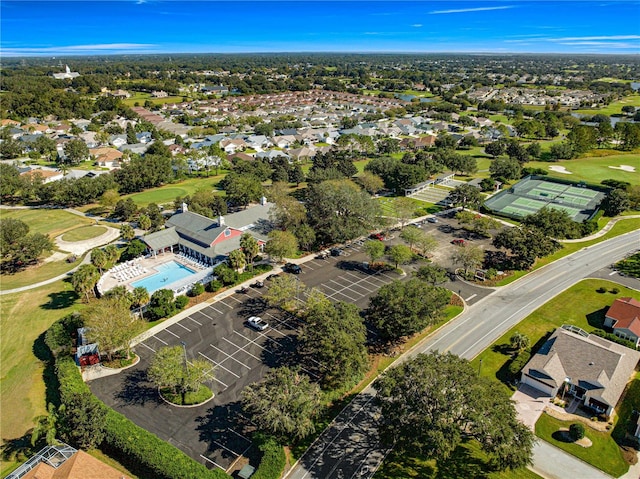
[286,229,640,479]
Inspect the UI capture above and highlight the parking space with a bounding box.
[89,215,498,472]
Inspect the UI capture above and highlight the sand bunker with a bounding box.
[608,165,636,172]
[549,165,572,174]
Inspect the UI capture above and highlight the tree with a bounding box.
[415,264,449,285]
[509,332,531,352]
[263,274,303,311]
[104,244,119,264]
[567,125,597,154]
[373,352,534,471]
[227,249,247,272]
[0,218,53,272]
[569,423,585,441]
[242,367,321,441]
[120,223,135,241]
[147,346,212,404]
[71,264,100,302]
[306,179,379,244]
[126,122,137,144]
[0,163,23,198]
[387,244,413,269]
[99,189,120,211]
[290,163,305,186]
[363,239,385,263]
[601,188,630,216]
[399,225,422,250]
[523,207,580,239]
[60,392,106,449]
[490,157,521,181]
[300,298,368,389]
[452,244,485,275]
[239,233,260,269]
[493,226,560,270]
[356,171,384,195]
[114,198,138,221]
[366,279,450,342]
[138,213,152,232]
[549,142,575,160]
[131,286,150,319]
[83,298,144,360]
[123,239,146,260]
[90,248,108,273]
[485,141,506,158]
[293,223,316,251]
[31,403,61,447]
[224,173,263,208]
[148,289,176,320]
[265,230,298,263]
[63,139,90,165]
[392,197,417,229]
[448,184,483,210]
[269,194,306,231]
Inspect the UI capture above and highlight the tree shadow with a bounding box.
[41,290,79,310]
[586,307,608,330]
[0,435,36,466]
[238,297,268,317]
[552,431,572,443]
[436,444,489,479]
[260,333,301,371]
[33,332,61,407]
[336,260,366,272]
[491,343,513,356]
[115,369,160,407]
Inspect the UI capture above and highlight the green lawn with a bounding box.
[471,279,640,396]
[573,94,640,116]
[376,196,440,218]
[527,153,640,184]
[0,254,83,290]
[61,225,107,242]
[612,372,640,444]
[122,92,187,107]
[123,175,227,206]
[535,413,628,477]
[0,280,84,471]
[374,440,542,479]
[0,209,92,238]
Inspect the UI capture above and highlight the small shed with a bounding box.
[238,464,255,478]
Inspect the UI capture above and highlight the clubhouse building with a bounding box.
[142,200,273,266]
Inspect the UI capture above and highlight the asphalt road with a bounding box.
[285,230,640,479]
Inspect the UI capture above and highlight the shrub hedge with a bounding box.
[507,349,532,378]
[251,434,286,479]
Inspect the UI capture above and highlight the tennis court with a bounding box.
[484,176,606,222]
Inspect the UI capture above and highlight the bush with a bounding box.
[507,349,532,378]
[591,329,639,350]
[569,423,585,441]
[190,282,205,297]
[596,287,607,293]
[208,279,223,292]
[251,434,286,479]
[610,287,619,294]
[174,295,189,310]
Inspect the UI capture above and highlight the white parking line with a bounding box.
[153,335,169,345]
[200,455,226,471]
[139,342,156,352]
[221,337,263,361]
[227,295,243,303]
[198,351,241,378]
[211,344,252,370]
[302,263,315,270]
[208,305,225,315]
[609,271,618,276]
[213,440,240,458]
[217,301,234,309]
[465,293,477,302]
[175,322,192,333]
[189,317,203,326]
[164,329,180,339]
[227,427,252,443]
[233,331,274,354]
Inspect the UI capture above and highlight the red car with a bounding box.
[452,239,466,246]
[370,233,385,241]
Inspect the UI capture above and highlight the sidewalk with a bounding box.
[561,215,640,243]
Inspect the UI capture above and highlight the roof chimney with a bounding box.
[182,202,188,212]
[218,215,225,226]
[260,196,267,205]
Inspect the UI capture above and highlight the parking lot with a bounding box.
[89,212,497,472]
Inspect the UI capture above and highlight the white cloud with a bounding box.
[412,24,423,28]
[557,41,639,48]
[551,35,640,41]
[429,6,513,15]
[1,43,157,56]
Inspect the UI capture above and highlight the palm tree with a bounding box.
[239,233,259,270]
[71,264,100,303]
[31,403,61,446]
[132,286,149,319]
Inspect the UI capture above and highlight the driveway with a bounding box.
[511,384,551,430]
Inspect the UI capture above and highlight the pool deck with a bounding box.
[98,252,208,294]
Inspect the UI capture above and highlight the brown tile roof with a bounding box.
[90,147,123,163]
[606,297,640,336]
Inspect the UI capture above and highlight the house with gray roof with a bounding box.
[520,326,640,416]
[142,200,274,265]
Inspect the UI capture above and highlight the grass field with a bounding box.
[0,209,92,238]
[376,196,440,218]
[0,280,84,474]
[535,413,628,477]
[61,225,107,242]
[123,175,227,206]
[573,94,640,116]
[527,153,640,184]
[122,92,187,107]
[471,279,640,396]
[0,255,83,290]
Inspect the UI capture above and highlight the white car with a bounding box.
[247,316,269,331]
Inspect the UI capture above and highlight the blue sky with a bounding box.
[2,1,639,56]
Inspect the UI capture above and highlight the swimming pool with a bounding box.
[131,261,197,294]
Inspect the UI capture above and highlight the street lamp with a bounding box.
[181,341,188,370]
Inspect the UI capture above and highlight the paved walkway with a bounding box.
[531,440,616,479]
[0,254,92,295]
[561,215,640,243]
[55,225,120,255]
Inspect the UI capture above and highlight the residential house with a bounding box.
[142,200,274,265]
[288,146,316,161]
[136,131,153,144]
[119,143,149,155]
[6,443,131,479]
[256,150,291,162]
[110,134,127,148]
[245,135,272,150]
[20,167,64,184]
[78,131,98,148]
[228,152,255,163]
[604,297,640,348]
[220,138,247,154]
[90,147,123,168]
[520,325,640,416]
[271,135,297,149]
[0,119,20,127]
[151,90,168,98]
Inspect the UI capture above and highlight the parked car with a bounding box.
[427,217,438,223]
[316,250,330,259]
[452,239,466,246]
[251,280,264,288]
[330,248,344,256]
[247,316,268,331]
[369,232,385,241]
[283,263,302,274]
[238,285,249,293]
[266,273,281,281]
